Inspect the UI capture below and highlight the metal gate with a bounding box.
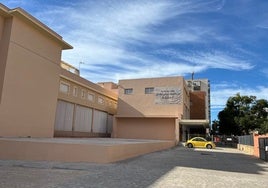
[259,137,268,161]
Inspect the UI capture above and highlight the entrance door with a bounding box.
[259,138,268,161]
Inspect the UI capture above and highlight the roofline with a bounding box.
[119,75,184,82]
[115,115,179,118]
[0,3,73,50]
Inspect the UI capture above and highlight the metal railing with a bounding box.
[238,134,254,146]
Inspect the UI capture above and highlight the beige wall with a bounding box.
[0,138,174,163]
[0,6,71,137]
[117,77,188,118]
[97,82,118,94]
[115,118,176,140]
[114,76,190,142]
[10,17,63,63]
[0,16,12,103]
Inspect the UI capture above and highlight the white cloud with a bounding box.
[211,84,268,109]
[1,0,250,84]
[154,50,253,71]
[27,0,234,73]
[210,83,268,120]
[260,68,268,78]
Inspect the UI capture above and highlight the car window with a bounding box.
[193,138,206,141]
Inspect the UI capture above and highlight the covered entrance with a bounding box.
[179,119,210,142]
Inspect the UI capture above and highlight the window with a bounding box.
[193,137,206,142]
[145,87,154,94]
[87,93,94,101]
[98,97,104,104]
[73,87,78,97]
[124,88,133,94]
[81,89,86,99]
[193,81,201,91]
[60,82,70,93]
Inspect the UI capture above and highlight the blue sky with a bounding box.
[2,0,268,121]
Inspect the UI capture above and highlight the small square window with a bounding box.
[98,97,104,104]
[124,88,133,94]
[145,87,154,94]
[88,93,94,101]
[60,82,70,93]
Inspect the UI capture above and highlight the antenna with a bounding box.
[191,71,194,80]
[78,61,85,75]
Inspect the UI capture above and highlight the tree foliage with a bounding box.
[218,93,268,135]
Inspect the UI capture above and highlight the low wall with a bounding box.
[0,138,174,163]
[237,144,254,155]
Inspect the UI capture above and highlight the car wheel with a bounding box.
[187,143,193,148]
[206,144,212,149]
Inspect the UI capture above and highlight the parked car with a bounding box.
[185,137,216,149]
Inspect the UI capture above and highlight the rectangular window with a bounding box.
[81,89,86,99]
[60,82,70,93]
[124,88,133,94]
[73,87,78,97]
[145,87,154,94]
[87,93,94,101]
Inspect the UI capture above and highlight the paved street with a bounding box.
[0,146,267,188]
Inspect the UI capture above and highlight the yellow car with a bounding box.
[186,137,216,149]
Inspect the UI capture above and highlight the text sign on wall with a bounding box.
[154,87,181,104]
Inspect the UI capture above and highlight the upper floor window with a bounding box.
[87,93,94,101]
[73,87,78,97]
[193,81,201,91]
[98,97,104,104]
[124,88,133,95]
[59,82,70,93]
[81,89,86,99]
[145,87,154,94]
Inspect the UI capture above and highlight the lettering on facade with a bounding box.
[154,87,181,104]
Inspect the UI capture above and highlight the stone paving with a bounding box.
[0,146,267,188]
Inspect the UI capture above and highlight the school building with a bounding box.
[114,77,210,144]
[0,3,210,163]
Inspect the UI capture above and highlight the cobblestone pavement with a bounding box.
[0,146,267,188]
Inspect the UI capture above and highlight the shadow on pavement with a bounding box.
[0,146,267,188]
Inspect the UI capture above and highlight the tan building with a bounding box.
[0,3,210,163]
[114,77,189,143]
[181,79,211,140]
[56,65,117,138]
[0,4,174,163]
[114,77,210,143]
[0,4,117,138]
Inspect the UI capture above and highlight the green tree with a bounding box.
[259,121,268,135]
[211,120,219,134]
[218,93,268,135]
